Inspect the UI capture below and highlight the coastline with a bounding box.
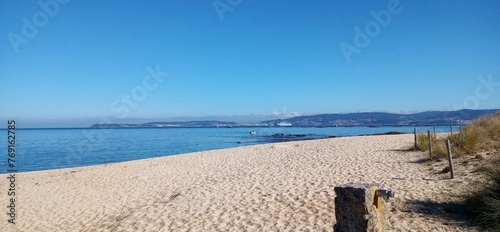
[1,126,459,174]
[0,134,480,231]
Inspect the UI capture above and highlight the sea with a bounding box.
[1,126,459,173]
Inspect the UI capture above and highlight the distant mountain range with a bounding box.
[90,109,498,128]
[263,109,499,127]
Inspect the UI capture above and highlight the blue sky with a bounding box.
[1,0,499,127]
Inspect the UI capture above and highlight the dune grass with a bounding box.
[416,132,449,158]
[416,111,500,158]
[449,113,500,154]
[415,111,500,230]
[464,160,500,231]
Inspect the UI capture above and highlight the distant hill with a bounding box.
[90,121,240,128]
[263,109,499,127]
[90,109,499,128]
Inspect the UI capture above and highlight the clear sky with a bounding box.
[1,0,499,127]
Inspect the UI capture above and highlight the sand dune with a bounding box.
[0,134,481,231]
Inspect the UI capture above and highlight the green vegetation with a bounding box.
[415,111,500,230]
[416,111,500,158]
[415,132,448,157]
[416,133,430,151]
[464,160,500,231]
[453,111,500,153]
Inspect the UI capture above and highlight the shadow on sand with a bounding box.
[405,199,476,228]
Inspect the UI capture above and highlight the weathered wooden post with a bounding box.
[414,128,417,149]
[433,125,436,138]
[334,183,395,232]
[427,130,433,160]
[446,140,454,179]
[450,120,453,137]
[459,121,463,133]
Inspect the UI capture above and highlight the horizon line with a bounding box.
[3,108,498,129]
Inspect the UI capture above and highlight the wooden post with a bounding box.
[459,121,463,133]
[446,140,454,179]
[433,125,436,138]
[414,128,417,149]
[450,121,453,137]
[428,130,433,160]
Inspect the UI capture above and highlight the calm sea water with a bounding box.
[1,126,458,173]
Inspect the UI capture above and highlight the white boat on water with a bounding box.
[275,122,292,127]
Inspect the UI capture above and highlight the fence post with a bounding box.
[446,140,454,179]
[450,120,453,137]
[414,128,417,149]
[428,130,433,160]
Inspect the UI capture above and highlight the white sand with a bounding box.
[0,134,483,231]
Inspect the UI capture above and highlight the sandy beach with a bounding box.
[0,134,484,231]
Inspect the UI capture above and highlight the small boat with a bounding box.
[249,131,256,135]
[275,122,292,127]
